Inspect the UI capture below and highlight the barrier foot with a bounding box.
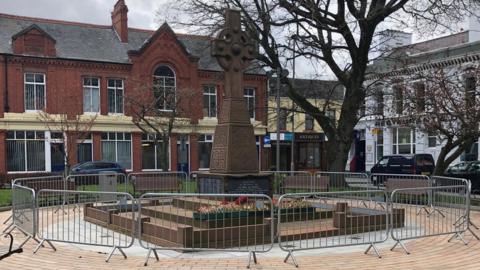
[2,214,12,224]
[106,246,126,262]
[448,232,468,245]
[144,248,159,267]
[470,220,479,230]
[283,251,298,268]
[2,222,13,233]
[390,240,410,255]
[246,251,257,269]
[416,207,430,216]
[375,202,386,210]
[33,239,56,254]
[468,227,480,240]
[18,236,31,249]
[427,207,445,218]
[365,243,381,258]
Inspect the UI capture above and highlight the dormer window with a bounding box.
[12,24,56,57]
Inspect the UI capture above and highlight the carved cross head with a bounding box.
[212,10,258,72]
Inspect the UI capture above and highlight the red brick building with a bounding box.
[0,0,268,183]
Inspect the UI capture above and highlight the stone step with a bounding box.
[140,205,268,229]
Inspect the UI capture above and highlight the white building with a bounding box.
[354,19,480,171]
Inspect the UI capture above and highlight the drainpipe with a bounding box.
[3,54,9,112]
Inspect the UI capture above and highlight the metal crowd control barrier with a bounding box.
[67,173,128,193]
[34,189,135,262]
[4,176,66,233]
[430,176,478,240]
[261,171,312,195]
[390,184,468,254]
[278,190,389,267]
[137,193,274,268]
[128,171,190,196]
[9,184,37,248]
[314,172,372,191]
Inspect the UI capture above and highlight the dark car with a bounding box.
[71,161,126,175]
[444,161,480,193]
[370,154,435,185]
[70,161,127,185]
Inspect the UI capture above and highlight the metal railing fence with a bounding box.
[34,189,135,262]
[11,184,36,237]
[389,184,469,254]
[277,190,389,267]
[261,171,312,194]
[137,193,274,267]
[314,172,372,191]
[128,171,190,196]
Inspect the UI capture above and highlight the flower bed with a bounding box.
[193,197,315,220]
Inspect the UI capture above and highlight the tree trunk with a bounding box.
[433,146,450,176]
[326,139,351,172]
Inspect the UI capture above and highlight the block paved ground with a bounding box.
[1,210,480,269]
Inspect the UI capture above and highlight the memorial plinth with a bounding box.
[196,9,273,195]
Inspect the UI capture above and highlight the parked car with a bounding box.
[444,161,480,194]
[70,161,127,184]
[370,154,435,185]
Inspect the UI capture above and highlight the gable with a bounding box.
[128,23,197,62]
[12,24,56,57]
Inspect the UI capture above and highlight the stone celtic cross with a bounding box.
[209,9,259,174]
[212,10,257,98]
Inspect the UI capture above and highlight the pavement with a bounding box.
[1,210,480,269]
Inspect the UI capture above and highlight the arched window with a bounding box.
[153,65,176,110]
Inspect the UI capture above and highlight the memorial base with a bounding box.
[196,172,273,197]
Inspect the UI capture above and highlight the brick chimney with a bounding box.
[111,0,128,43]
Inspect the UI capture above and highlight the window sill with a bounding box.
[7,171,48,174]
[24,110,42,113]
[141,169,168,172]
[83,112,100,116]
[108,113,125,116]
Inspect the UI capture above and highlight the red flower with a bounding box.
[234,196,248,205]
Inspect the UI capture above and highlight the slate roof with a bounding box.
[0,13,265,74]
[272,78,344,101]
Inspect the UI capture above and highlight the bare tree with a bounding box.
[161,0,477,171]
[38,111,97,175]
[125,78,198,171]
[399,67,480,175]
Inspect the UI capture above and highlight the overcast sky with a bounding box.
[0,0,165,30]
[0,0,471,79]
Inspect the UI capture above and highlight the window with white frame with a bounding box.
[392,127,415,154]
[244,88,255,119]
[6,131,45,172]
[305,113,314,130]
[101,132,131,169]
[203,85,217,117]
[376,129,384,162]
[198,134,214,169]
[153,66,176,111]
[465,76,477,109]
[427,132,437,148]
[393,84,404,115]
[83,77,100,113]
[108,79,124,114]
[374,86,384,115]
[77,133,93,164]
[141,134,169,170]
[24,73,45,111]
[414,82,426,112]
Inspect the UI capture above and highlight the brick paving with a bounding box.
[1,210,480,269]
